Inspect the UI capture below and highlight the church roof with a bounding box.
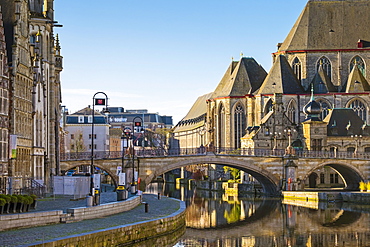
[173,93,212,132]
[324,108,365,136]
[211,57,267,98]
[310,64,337,93]
[257,55,305,94]
[278,0,370,52]
[344,65,370,93]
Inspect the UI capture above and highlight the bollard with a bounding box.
[158,192,161,200]
[86,196,93,207]
[144,202,149,213]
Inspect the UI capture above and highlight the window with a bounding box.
[78,116,84,123]
[88,115,93,123]
[348,99,367,122]
[320,173,325,184]
[292,57,302,82]
[234,104,246,148]
[347,147,355,153]
[317,57,332,79]
[311,139,322,151]
[350,56,366,77]
[287,100,297,124]
[330,174,334,184]
[317,99,332,120]
[218,104,226,148]
[89,134,97,139]
[71,134,74,140]
[264,99,273,116]
[89,144,97,150]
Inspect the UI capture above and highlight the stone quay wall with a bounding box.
[63,196,141,223]
[0,196,142,231]
[0,210,64,231]
[31,201,186,247]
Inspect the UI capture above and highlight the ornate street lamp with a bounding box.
[131,116,144,194]
[90,92,109,205]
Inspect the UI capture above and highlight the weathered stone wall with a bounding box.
[30,202,186,247]
[65,195,141,222]
[0,210,64,231]
[0,195,142,231]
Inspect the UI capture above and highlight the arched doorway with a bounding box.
[308,172,318,188]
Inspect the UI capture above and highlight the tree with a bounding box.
[223,166,241,182]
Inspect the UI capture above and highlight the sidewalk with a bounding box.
[0,193,181,247]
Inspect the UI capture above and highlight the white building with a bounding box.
[64,107,110,154]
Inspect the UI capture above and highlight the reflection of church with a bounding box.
[172,0,370,188]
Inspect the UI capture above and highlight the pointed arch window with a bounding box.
[264,99,273,116]
[234,104,246,148]
[348,99,367,122]
[350,56,366,77]
[287,101,297,124]
[218,104,226,148]
[292,57,302,82]
[317,99,332,120]
[317,57,332,79]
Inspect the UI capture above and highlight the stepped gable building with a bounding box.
[0,0,63,193]
[173,0,370,155]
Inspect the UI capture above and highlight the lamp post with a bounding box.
[284,128,296,156]
[270,131,281,153]
[131,116,143,194]
[90,92,109,205]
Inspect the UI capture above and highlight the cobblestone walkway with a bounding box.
[0,193,181,247]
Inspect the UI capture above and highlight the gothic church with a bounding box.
[173,0,370,156]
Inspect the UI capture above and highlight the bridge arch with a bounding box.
[61,161,118,188]
[303,161,365,190]
[142,155,281,195]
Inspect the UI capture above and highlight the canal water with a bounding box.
[146,182,370,247]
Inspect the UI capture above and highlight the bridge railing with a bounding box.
[60,147,370,161]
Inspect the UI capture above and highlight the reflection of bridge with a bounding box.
[180,202,370,246]
[60,148,370,194]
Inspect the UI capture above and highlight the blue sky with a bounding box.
[54,0,307,124]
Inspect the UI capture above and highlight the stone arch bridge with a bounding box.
[60,148,370,195]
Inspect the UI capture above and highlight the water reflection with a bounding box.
[146,182,370,246]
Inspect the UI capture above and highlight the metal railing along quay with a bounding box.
[60,147,370,161]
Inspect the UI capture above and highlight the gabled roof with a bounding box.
[310,64,337,93]
[211,57,267,98]
[278,0,370,52]
[324,108,364,136]
[71,106,103,116]
[173,93,212,132]
[257,55,305,95]
[344,65,370,93]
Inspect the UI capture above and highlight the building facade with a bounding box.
[64,107,110,155]
[173,0,370,154]
[172,0,370,187]
[0,0,63,193]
